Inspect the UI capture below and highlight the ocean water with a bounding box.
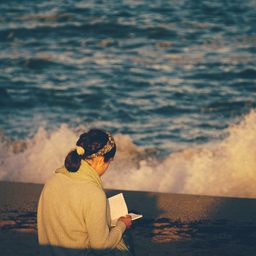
[0,0,256,198]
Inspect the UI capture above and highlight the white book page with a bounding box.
[128,212,143,221]
[108,193,143,226]
[108,193,128,226]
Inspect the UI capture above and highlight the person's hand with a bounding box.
[118,215,132,229]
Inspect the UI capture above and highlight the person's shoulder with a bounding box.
[85,183,105,197]
[80,184,106,206]
[86,189,107,213]
[42,166,71,190]
[43,173,59,186]
[40,173,63,193]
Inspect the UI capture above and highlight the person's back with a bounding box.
[38,169,98,255]
[37,129,133,256]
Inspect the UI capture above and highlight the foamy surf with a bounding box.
[0,110,256,198]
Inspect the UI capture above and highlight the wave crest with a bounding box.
[1,110,256,198]
[104,110,256,198]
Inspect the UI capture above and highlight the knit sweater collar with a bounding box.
[55,160,103,189]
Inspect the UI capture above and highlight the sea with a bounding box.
[0,0,256,198]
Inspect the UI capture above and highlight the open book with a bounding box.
[108,193,143,226]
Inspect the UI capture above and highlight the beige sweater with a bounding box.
[37,160,129,256]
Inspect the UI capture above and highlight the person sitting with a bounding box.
[37,129,133,256]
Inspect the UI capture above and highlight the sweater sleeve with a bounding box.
[85,189,126,249]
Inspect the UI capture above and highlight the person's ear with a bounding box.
[97,156,105,165]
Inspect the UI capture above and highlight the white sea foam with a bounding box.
[0,110,256,198]
[105,110,256,198]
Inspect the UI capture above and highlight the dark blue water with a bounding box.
[0,0,255,154]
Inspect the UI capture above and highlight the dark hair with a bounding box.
[64,129,116,172]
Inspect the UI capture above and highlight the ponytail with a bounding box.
[64,150,82,172]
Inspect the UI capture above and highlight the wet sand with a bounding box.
[0,181,256,256]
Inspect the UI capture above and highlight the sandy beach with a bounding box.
[1,181,256,256]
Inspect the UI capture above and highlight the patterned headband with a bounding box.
[86,132,115,159]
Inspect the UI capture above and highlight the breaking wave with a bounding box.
[0,110,256,198]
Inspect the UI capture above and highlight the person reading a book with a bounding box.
[37,129,134,256]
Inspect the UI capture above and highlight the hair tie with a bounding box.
[76,146,85,156]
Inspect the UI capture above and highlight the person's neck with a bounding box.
[84,159,101,176]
